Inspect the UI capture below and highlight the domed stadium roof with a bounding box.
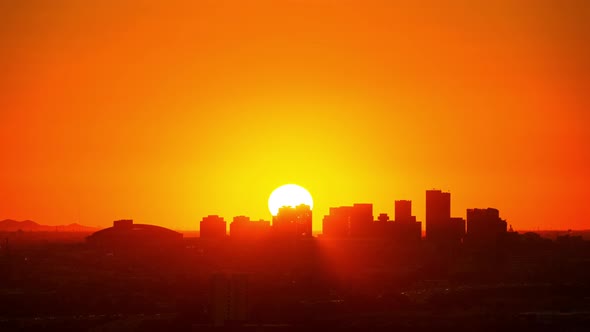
[87,220,183,248]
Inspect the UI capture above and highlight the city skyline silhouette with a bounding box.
[0,185,585,235]
[1,1,588,330]
[2,186,589,331]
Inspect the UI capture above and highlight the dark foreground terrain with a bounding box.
[1,231,589,331]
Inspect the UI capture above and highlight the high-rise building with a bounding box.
[426,190,463,245]
[426,190,450,229]
[272,204,312,237]
[322,204,374,238]
[200,215,227,239]
[230,216,271,240]
[426,190,451,242]
[322,206,353,237]
[350,203,374,237]
[466,208,507,244]
[392,200,422,242]
[395,200,413,222]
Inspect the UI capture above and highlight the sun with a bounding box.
[268,184,314,216]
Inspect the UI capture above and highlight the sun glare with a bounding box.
[268,184,313,216]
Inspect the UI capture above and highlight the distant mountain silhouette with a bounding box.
[0,219,100,232]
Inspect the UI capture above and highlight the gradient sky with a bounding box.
[1,0,589,231]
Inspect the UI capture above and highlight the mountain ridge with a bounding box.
[0,219,100,232]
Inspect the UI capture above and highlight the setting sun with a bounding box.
[268,184,314,216]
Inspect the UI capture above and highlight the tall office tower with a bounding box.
[390,200,422,242]
[230,216,271,240]
[272,204,312,237]
[395,200,413,222]
[466,208,507,244]
[349,203,374,237]
[322,206,353,237]
[425,190,451,242]
[200,215,227,239]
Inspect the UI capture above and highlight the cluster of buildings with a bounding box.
[200,204,311,240]
[199,189,508,246]
[322,201,422,243]
[84,189,510,326]
[86,189,508,248]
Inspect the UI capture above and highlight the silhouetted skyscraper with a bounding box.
[322,206,353,237]
[392,200,422,242]
[426,190,463,245]
[350,203,374,237]
[395,200,413,222]
[230,216,271,240]
[272,204,312,237]
[200,215,227,239]
[426,190,450,242]
[466,208,507,245]
[426,190,450,229]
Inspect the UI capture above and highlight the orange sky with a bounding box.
[1,0,589,231]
